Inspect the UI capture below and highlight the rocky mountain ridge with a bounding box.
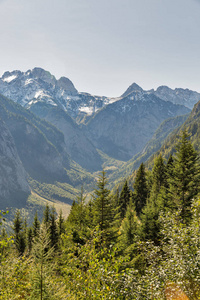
[122,83,200,109]
[0,68,113,122]
[0,68,199,123]
[84,92,190,161]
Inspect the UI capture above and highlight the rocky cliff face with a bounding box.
[0,119,30,208]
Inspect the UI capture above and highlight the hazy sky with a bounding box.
[0,0,200,96]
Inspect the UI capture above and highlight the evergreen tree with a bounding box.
[49,207,59,250]
[141,195,163,244]
[120,202,139,247]
[133,163,148,216]
[77,186,87,231]
[92,170,115,244]
[57,210,65,237]
[27,227,33,253]
[30,224,55,299]
[151,154,167,194]
[43,204,50,227]
[12,210,26,255]
[118,180,131,219]
[33,211,40,237]
[169,129,200,222]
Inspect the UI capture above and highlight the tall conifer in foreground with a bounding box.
[169,129,200,222]
[133,163,148,216]
[92,170,115,244]
[118,180,131,219]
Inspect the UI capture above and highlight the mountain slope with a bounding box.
[0,118,30,208]
[29,102,103,171]
[0,93,95,207]
[84,92,190,161]
[146,100,200,165]
[108,113,189,186]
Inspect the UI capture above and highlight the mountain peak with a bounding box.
[57,76,78,94]
[30,67,56,86]
[121,82,143,97]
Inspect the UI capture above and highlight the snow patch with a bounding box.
[79,106,94,115]
[35,90,50,99]
[3,75,17,83]
[25,79,33,85]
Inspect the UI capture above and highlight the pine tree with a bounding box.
[33,211,40,237]
[12,210,26,255]
[30,224,54,300]
[27,227,33,253]
[169,129,200,222]
[57,210,65,237]
[92,170,115,244]
[120,202,139,247]
[151,154,167,194]
[43,204,50,227]
[49,207,59,250]
[133,163,148,216]
[118,180,131,219]
[141,195,163,244]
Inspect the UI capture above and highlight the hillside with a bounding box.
[0,93,94,211]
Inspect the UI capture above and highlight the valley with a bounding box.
[0,67,199,222]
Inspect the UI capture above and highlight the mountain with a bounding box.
[84,92,190,161]
[153,86,200,109]
[0,93,95,209]
[147,100,200,164]
[121,83,200,110]
[29,102,103,171]
[0,67,198,172]
[0,68,113,122]
[0,118,30,208]
[108,113,189,186]
[121,83,144,97]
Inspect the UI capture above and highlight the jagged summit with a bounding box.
[121,82,143,97]
[0,68,199,123]
[0,68,112,121]
[154,85,200,109]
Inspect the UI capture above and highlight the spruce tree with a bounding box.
[12,210,26,255]
[118,180,131,219]
[140,155,166,244]
[133,163,148,216]
[141,196,163,244]
[169,129,200,222]
[151,154,166,194]
[120,202,138,247]
[57,210,65,237]
[30,224,54,300]
[43,204,50,227]
[92,170,115,244]
[33,211,40,237]
[49,207,59,250]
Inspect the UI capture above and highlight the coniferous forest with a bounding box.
[1,130,200,299]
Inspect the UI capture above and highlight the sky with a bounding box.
[0,0,200,97]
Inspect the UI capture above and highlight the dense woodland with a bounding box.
[0,129,200,299]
